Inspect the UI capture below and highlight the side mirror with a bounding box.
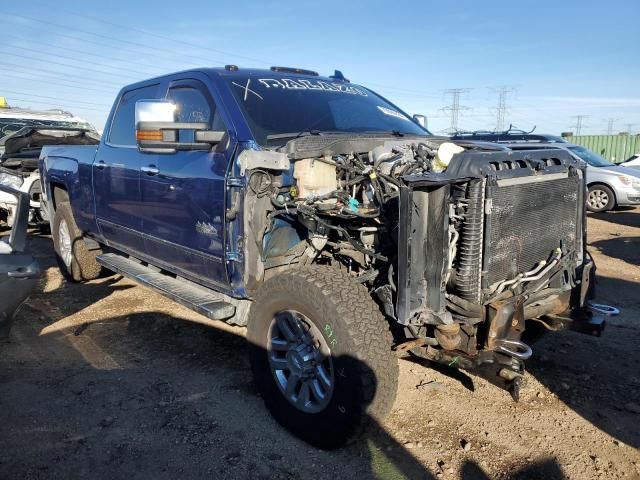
[135,99,225,153]
[413,114,427,129]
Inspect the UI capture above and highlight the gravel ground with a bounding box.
[1,207,639,480]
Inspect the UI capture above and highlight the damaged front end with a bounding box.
[240,132,616,401]
[393,144,616,399]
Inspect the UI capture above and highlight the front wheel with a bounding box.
[247,267,398,449]
[587,184,615,212]
[52,201,102,282]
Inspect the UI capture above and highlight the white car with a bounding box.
[0,167,43,227]
[621,153,640,168]
[0,107,99,228]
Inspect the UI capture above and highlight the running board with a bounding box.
[97,253,237,322]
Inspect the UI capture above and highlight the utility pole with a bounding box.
[570,115,589,136]
[442,88,471,134]
[491,86,515,131]
[606,118,618,135]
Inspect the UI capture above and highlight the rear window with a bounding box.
[109,84,159,146]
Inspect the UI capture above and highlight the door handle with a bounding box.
[96,160,106,170]
[141,165,159,175]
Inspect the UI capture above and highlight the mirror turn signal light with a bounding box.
[136,130,164,141]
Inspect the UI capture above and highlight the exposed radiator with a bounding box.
[455,172,581,302]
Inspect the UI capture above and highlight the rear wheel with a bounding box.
[247,266,398,449]
[52,201,102,281]
[587,184,615,212]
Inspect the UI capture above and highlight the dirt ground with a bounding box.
[1,207,639,480]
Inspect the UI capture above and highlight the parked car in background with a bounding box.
[567,145,640,212]
[0,185,40,338]
[451,131,640,212]
[0,106,99,228]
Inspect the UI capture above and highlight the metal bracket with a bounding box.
[227,177,244,187]
[225,251,240,262]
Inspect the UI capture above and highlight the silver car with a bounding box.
[559,144,640,212]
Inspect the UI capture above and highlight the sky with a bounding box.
[1,0,639,135]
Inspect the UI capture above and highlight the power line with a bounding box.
[0,88,111,107]
[491,86,515,131]
[4,30,193,74]
[624,123,636,134]
[5,13,229,67]
[36,1,273,66]
[2,96,107,113]
[4,11,446,102]
[2,51,143,81]
[0,60,124,89]
[606,118,619,135]
[570,115,589,136]
[441,88,471,134]
[7,44,156,78]
[5,27,176,75]
[2,72,116,94]
[5,21,201,71]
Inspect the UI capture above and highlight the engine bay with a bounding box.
[240,133,593,397]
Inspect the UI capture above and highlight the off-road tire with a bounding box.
[587,184,615,212]
[247,266,398,449]
[52,201,102,282]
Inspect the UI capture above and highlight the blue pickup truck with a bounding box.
[40,66,613,448]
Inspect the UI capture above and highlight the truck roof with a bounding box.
[120,67,349,92]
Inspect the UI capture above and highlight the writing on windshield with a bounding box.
[226,75,428,146]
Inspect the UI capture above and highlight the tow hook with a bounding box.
[586,302,620,316]
[494,339,532,360]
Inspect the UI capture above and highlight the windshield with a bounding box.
[568,146,614,167]
[0,118,94,139]
[225,75,429,146]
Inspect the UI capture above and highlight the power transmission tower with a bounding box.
[606,118,618,135]
[570,115,589,136]
[625,123,636,134]
[442,88,471,134]
[491,86,515,131]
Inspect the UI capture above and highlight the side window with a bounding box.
[167,86,227,132]
[167,87,211,124]
[108,84,159,146]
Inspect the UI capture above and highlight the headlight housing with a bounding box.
[618,174,640,189]
[0,171,23,188]
[618,174,632,186]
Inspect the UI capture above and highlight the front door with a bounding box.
[140,79,232,291]
[94,83,161,254]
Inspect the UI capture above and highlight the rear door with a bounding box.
[139,78,232,290]
[93,84,160,254]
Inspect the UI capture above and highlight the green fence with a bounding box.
[562,134,640,164]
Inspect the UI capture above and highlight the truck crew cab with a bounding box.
[40,66,613,448]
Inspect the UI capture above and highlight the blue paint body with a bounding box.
[39,68,421,298]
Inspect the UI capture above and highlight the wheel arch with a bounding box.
[49,182,69,213]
